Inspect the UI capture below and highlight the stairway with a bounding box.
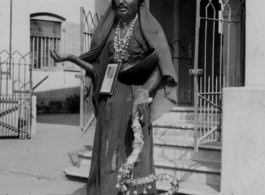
[64,107,221,195]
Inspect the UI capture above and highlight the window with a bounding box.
[30,20,61,70]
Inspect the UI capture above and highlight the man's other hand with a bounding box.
[132,90,152,119]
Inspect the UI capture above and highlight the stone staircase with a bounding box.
[64,106,221,195]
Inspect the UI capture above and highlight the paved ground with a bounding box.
[37,113,80,126]
[0,114,94,195]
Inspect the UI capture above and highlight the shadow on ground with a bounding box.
[37,113,80,126]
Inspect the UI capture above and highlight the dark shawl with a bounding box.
[79,1,178,122]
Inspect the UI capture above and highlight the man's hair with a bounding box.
[112,0,144,9]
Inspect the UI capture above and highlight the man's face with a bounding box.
[114,0,139,20]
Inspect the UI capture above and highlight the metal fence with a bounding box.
[193,0,245,151]
[0,50,32,139]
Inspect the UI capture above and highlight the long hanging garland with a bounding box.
[114,12,179,195]
[116,112,179,195]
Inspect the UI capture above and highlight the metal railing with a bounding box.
[0,50,32,139]
[193,0,245,151]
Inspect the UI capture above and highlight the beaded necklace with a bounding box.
[114,14,138,62]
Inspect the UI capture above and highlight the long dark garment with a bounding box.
[86,19,157,195]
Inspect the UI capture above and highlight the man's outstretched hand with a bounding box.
[50,49,73,63]
[50,49,94,76]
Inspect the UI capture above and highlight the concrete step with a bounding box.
[153,137,221,163]
[64,166,219,195]
[76,151,220,186]
[155,156,221,186]
[77,151,92,168]
[64,166,89,179]
[153,137,221,151]
[153,120,218,136]
[153,119,220,144]
[153,106,219,129]
[155,106,195,124]
[153,124,194,141]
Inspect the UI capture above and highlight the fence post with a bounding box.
[31,95,37,137]
[80,7,85,133]
[193,0,201,153]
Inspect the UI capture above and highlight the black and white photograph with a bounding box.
[0,0,264,195]
[99,63,119,95]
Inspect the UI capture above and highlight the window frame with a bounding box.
[30,13,65,71]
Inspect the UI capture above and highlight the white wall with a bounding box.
[221,88,265,195]
[245,0,265,87]
[0,0,30,57]
[0,0,12,52]
[221,0,265,194]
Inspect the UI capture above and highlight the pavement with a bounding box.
[0,113,95,195]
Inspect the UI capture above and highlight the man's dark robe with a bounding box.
[78,2,178,195]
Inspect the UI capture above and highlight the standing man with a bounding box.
[51,0,178,194]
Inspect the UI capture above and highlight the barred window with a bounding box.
[30,20,61,70]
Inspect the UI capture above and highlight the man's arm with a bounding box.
[50,49,94,78]
[132,67,162,117]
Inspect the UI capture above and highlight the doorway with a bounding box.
[150,0,196,106]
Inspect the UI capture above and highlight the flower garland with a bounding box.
[116,112,179,195]
[114,14,138,62]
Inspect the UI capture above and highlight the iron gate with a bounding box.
[79,7,100,134]
[192,0,245,151]
[0,51,32,139]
